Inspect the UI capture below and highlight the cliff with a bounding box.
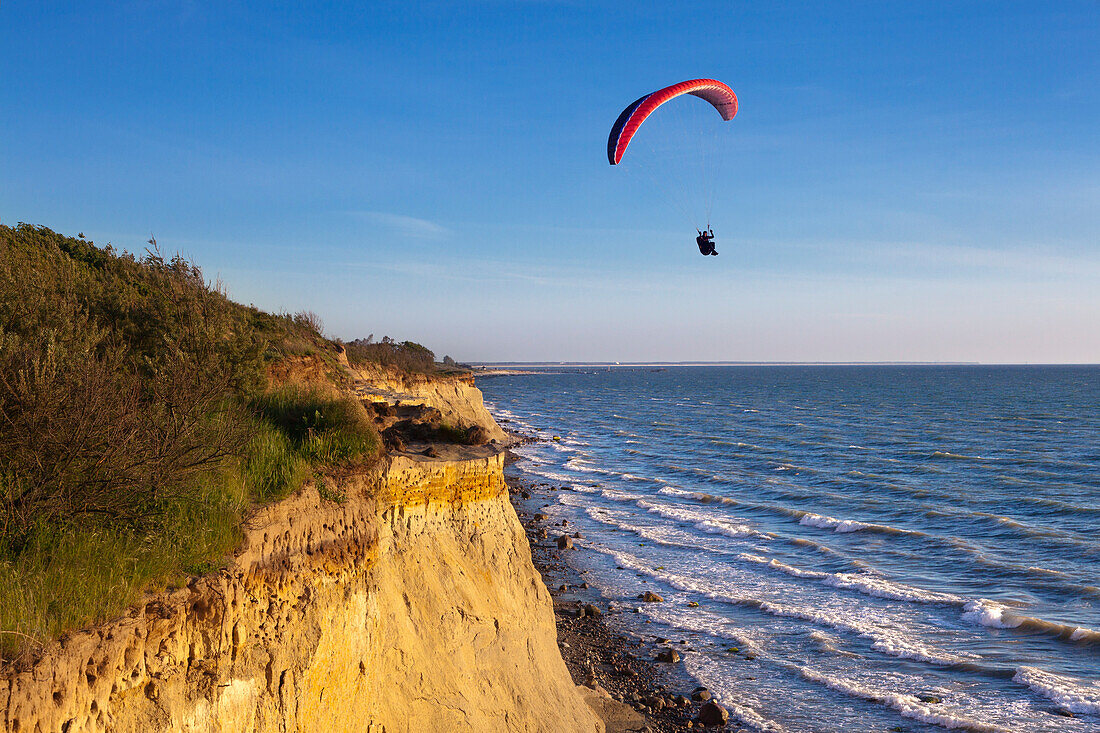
[349,366,509,445]
[1,380,603,732]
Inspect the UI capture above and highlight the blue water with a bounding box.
[480,366,1100,733]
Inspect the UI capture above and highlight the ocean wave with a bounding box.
[737,553,828,579]
[600,488,646,502]
[757,599,970,666]
[635,499,764,539]
[798,513,874,533]
[595,546,971,667]
[640,602,766,657]
[736,552,968,606]
[961,600,1100,643]
[793,665,1010,733]
[657,486,742,506]
[564,456,615,474]
[824,573,964,605]
[930,450,987,462]
[522,466,575,483]
[583,506,742,557]
[1013,666,1100,714]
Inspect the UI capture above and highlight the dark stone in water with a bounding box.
[655,648,680,663]
[691,688,711,702]
[556,535,574,550]
[697,700,729,726]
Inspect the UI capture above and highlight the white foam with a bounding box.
[737,553,828,579]
[636,499,763,538]
[601,488,645,502]
[657,486,741,506]
[1013,666,1100,714]
[794,665,1010,732]
[726,703,785,732]
[523,466,575,484]
[1070,627,1100,642]
[824,573,964,605]
[931,450,986,461]
[799,512,873,533]
[595,546,971,667]
[583,506,738,556]
[962,599,1020,629]
[564,456,615,474]
[961,599,1100,643]
[754,597,972,666]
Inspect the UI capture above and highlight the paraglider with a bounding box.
[696,228,717,256]
[607,79,737,256]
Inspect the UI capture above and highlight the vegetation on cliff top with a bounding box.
[0,224,409,660]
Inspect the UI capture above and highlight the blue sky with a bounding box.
[2,2,1097,362]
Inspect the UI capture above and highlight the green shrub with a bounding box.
[344,336,436,372]
[0,224,388,660]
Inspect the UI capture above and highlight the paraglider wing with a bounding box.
[607,79,738,165]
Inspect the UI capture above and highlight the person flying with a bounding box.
[696,228,717,256]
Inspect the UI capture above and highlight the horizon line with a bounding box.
[469,361,1099,367]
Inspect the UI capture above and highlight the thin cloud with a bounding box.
[353,211,451,240]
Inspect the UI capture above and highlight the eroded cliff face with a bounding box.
[351,367,509,444]
[2,447,601,733]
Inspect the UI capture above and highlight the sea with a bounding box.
[479,366,1100,733]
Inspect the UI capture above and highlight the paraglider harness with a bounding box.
[696,228,717,256]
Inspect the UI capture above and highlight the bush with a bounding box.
[0,226,253,543]
[0,225,386,660]
[344,335,435,372]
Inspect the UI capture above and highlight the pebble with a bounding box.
[691,687,712,702]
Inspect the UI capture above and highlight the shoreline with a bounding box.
[504,445,739,732]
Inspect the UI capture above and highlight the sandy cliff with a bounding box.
[2,380,600,732]
[350,367,509,445]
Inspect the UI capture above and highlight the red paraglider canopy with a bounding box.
[607,79,738,165]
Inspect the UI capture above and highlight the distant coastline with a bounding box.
[474,361,992,369]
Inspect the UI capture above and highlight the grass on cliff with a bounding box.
[0,224,380,661]
[246,386,379,501]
